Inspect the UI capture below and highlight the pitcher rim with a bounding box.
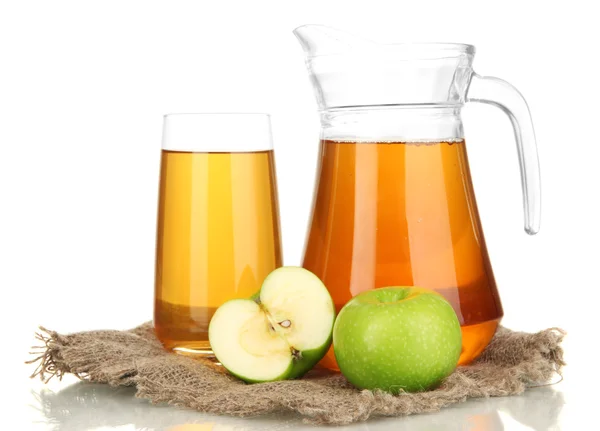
[303,43,475,59]
[293,25,475,58]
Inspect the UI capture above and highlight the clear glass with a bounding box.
[154,114,282,355]
[294,25,541,369]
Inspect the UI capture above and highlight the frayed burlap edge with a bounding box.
[27,323,565,425]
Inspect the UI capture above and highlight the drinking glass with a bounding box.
[154,114,282,355]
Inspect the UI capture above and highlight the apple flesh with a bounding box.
[208,266,335,383]
[333,287,462,393]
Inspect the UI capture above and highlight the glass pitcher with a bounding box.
[294,25,540,370]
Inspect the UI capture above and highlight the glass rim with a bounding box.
[161,112,274,152]
[163,112,271,118]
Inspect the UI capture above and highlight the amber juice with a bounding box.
[154,149,282,354]
[303,140,503,369]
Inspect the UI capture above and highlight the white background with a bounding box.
[1,1,598,429]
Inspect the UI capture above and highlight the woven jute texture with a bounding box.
[28,323,565,425]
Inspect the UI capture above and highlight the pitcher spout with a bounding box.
[293,24,373,57]
[293,25,475,110]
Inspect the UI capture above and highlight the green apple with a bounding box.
[333,287,462,393]
[208,266,335,383]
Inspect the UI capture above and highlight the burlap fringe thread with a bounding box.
[27,323,565,425]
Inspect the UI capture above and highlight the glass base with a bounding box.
[164,341,217,360]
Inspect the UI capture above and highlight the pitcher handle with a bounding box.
[466,73,541,235]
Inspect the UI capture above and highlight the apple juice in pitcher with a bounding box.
[295,26,541,369]
[304,139,502,369]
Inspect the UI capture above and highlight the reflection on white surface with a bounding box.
[30,381,565,431]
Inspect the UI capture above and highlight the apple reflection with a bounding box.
[31,381,564,431]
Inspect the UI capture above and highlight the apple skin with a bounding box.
[333,287,462,393]
[229,359,294,384]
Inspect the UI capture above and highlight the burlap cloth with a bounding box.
[28,323,565,425]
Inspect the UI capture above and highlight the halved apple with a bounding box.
[208,267,335,383]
